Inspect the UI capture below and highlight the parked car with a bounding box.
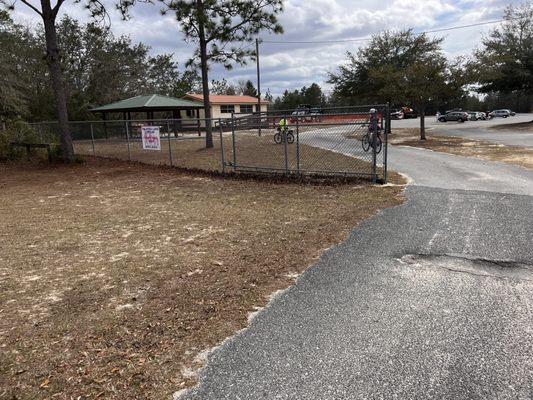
[467,111,486,121]
[438,111,469,122]
[290,110,307,122]
[290,106,323,122]
[488,109,512,118]
[390,109,404,119]
[445,108,463,114]
[401,107,418,119]
[309,107,323,121]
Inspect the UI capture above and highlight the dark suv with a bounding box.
[438,111,469,122]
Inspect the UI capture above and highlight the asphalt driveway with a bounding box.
[178,129,533,399]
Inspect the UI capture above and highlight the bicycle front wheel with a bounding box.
[274,132,282,144]
[287,132,295,144]
[362,134,370,152]
[375,137,383,154]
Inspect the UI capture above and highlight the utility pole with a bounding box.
[256,38,262,137]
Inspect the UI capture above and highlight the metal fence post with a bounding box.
[167,120,173,166]
[125,120,132,161]
[384,104,390,183]
[231,112,237,172]
[283,114,289,176]
[296,117,300,175]
[90,122,96,156]
[219,118,226,173]
[371,109,377,183]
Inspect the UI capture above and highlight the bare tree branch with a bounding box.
[52,0,65,17]
[18,0,42,16]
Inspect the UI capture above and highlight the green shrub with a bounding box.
[0,120,41,159]
[0,121,84,163]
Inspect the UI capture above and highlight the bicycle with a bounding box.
[361,125,383,154]
[274,126,295,144]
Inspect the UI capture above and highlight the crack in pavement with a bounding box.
[400,253,533,282]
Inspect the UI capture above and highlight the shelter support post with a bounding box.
[196,109,201,136]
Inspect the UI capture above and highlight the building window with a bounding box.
[186,109,195,117]
[221,105,235,114]
[240,104,253,114]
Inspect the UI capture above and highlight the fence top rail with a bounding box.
[30,117,227,125]
[231,112,388,118]
[233,121,371,129]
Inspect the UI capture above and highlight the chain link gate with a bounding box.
[223,104,390,182]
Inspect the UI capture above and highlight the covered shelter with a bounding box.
[91,94,205,135]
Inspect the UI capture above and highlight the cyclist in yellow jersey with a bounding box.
[278,117,288,132]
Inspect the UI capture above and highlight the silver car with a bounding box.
[489,109,511,118]
[467,111,487,121]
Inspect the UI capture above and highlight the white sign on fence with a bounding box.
[141,126,161,151]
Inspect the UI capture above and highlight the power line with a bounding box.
[422,18,508,33]
[260,17,509,44]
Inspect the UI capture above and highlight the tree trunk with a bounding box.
[197,0,213,148]
[419,107,426,140]
[41,0,74,162]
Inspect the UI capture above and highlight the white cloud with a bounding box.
[8,0,524,97]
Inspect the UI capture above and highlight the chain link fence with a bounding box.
[30,104,389,182]
[225,104,389,181]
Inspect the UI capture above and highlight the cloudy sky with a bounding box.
[11,0,523,97]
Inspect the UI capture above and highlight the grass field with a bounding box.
[0,158,404,399]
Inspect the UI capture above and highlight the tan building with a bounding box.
[181,94,269,121]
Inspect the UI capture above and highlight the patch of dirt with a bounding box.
[0,158,404,399]
[390,128,533,170]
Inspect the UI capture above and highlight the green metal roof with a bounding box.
[91,94,204,112]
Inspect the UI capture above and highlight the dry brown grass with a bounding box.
[0,159,404,399]
[390,128,533,169]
